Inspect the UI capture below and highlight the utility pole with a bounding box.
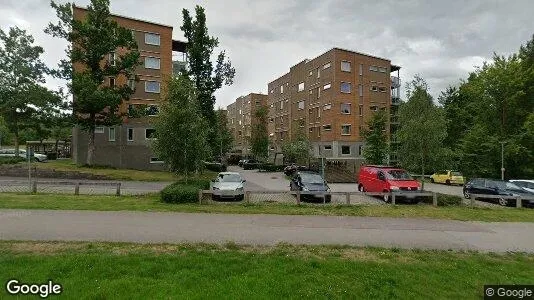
[500,141,505,180]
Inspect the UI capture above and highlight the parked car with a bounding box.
[509,179,534,193]
[463,178,534,207]
[238,159,247,167]
[242,159,261,170]
[358,165,421,203]
[0,149,48,162]
[289,171,331,203]
[430,170,465,185]
[210,172,246,201]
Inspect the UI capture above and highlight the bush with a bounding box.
[204,162,227,172]
[422,193,463,206]
[175,178,211,190]
[161,183,201,204]
[259,163,285,172]
[0,156,25,165]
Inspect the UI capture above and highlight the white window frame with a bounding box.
[317,67,320,78]
[308,70,313,76]
[324,103,331,110]
[341,103,351,114]
[150,157,164,164]
[144,33,160,46]
[378,86,387,93]
[341,61,351,72]
[323,62,331,69]
[298,82,305,92]
[341,82,351,94]
[323,83,331,90]
[145,81,161,93]
[370,106,379,112]
[359,84,363,97]
[147,105,159,116]
[323,124,332,131]
[378,67,387,73]
[280,85,284,94]
[109,52,116,66]
[341,145,351,155]
[358,145,364,156]
[108,127,116,142]
[341,124,352,135]
[127,128,134,141]
[95,127,104,134]
[297,101,305,110]
[145,128,157,140]
[324,145,332,150]
[144,56,161,70]
[359,64,363,75]
[369,65,379,72]
[128,78,136,90]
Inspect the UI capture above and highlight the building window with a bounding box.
[128,78,136,90]
[370,105,378,112]
[341,145,351,155]
[109,77,115,88]
[145,57,161,69]
[359,84,363,97]
[378,86,387,93]
[144,33,160,46]
[323,83,331,90]
[127,128,134,141]
[324,104,331,110]
[369,65,379,72]
[317,87,321,98]
[298,82,305,92]
[323,124,332,131]
[359,105,363,116]
[145,128,156,139]
[280,85,284,94]
[316,67,320,79]
[358,145,364,156]
[341,82,351,93]
[145,81,160,93]
[341,61,351,72]
[297,101,305,110]
[341,124,351,135]
[359,64,363,75]
[370,85,378,92]
[323,62,331,69]
[378,67,388,73]
[309,70,313,76]
[150,157,164,164]
[95,127,104,134]
[280,101,284,109]
[270,89,274,94]
[147,105,159,116]
[324,145,332,150]
[109,52,116,66]
[309,127,313,133]
[108,127,115,141]
[317,107,321,118]
[341,103,351,114]
[269,118,274,123]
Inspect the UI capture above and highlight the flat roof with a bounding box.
[73,5,173,28]
[333,47,391,62]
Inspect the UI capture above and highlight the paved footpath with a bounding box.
[1,209,533,253]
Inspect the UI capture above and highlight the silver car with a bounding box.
[0,149,48,162]
[211,172,246,201]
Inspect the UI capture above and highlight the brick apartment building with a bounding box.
[267,48,401,165]
[71,6,187,170]
[227,93,268,156]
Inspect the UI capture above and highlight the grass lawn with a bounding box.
[24,159,217,182]
[1,193,534,222]
[0,241,533,299]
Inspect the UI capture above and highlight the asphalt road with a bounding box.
[1,209,533,253]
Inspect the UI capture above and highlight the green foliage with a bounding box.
[258,163,285,172]
[152,76,210,177]
[0,157,25,165]
[0,116,13,145]
[251,106,269,160]
[282,120,312,165]
[0,26,61,154]
[160,183,200,204]
[361,110,389,164]
[46,0,141,165]
[398,75,446,177]
[204,162,227,172]
[422,194,463,207]
[214,109,233,158]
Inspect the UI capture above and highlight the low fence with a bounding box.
[199,190,437,206]
[470,194,533,208]
[0,180,121,195]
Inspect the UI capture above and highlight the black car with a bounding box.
[463,178,534,207]
[242,159,261,170]
[290,171,331,203]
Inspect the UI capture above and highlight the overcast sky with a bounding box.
[1,0,533,108]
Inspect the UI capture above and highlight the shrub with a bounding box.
[259,163,285,172]
[0,156,25,165]
[204,162,227,172]
[175,178,211,190]
[161,183,200,204]
[422,193,463,206]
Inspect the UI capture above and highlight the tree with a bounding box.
[152,76,210,180]
[398,75,446,187]
[361,110,389,164]
[46,0,140,166]
[214,109,233,160]
[250,106,269,160]
[282,120,311,165]
[180,5,235,156]
[0,116,13,146]
[0,26,61,156]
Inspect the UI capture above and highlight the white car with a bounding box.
[0,149,48,162]
[211,172,246,201]
[510,180,534,193]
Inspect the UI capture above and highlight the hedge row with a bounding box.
[258,163,285,172]
[204,162,227,172]
[0,157,25,165]
[422,193,463,206]
[160,179,211,204]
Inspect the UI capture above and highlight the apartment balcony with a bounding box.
[391,96,402,106]
[391,76,401,89]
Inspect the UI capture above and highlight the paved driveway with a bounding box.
[1,209,533,253]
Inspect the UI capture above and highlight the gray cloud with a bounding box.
[1,0,533,106]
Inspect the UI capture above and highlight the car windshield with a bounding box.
[386,170,413,180]
[218,174,242,182]
[489,181,523,191]
[300,173,325,184]
[451,171,462,176]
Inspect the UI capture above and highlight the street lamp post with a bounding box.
[500,141,505,180]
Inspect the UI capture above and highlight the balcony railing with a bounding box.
[391,76,401,88]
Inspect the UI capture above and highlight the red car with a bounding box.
[358,165,421,203]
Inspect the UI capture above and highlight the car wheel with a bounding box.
[498,197,508,207]
[445,179,451,185]
[430,178,434,183]
[358,184,365,192]
[383,192,390,203]
[463,190,470,199]
[211,195,220,201]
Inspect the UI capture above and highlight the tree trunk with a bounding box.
[86,127,96,166]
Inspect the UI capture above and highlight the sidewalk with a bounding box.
[1,209,533,252]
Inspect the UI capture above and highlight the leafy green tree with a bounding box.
[398,75,446,187]
[361,110,389,164]
[214,109,233,159]
[0,116,13,146]
[282,121,311,165]
[180,5,235,156]
[46,0,140,166]
[0,26,61,155]
[152,76,210,180]
[250,106,269,160]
